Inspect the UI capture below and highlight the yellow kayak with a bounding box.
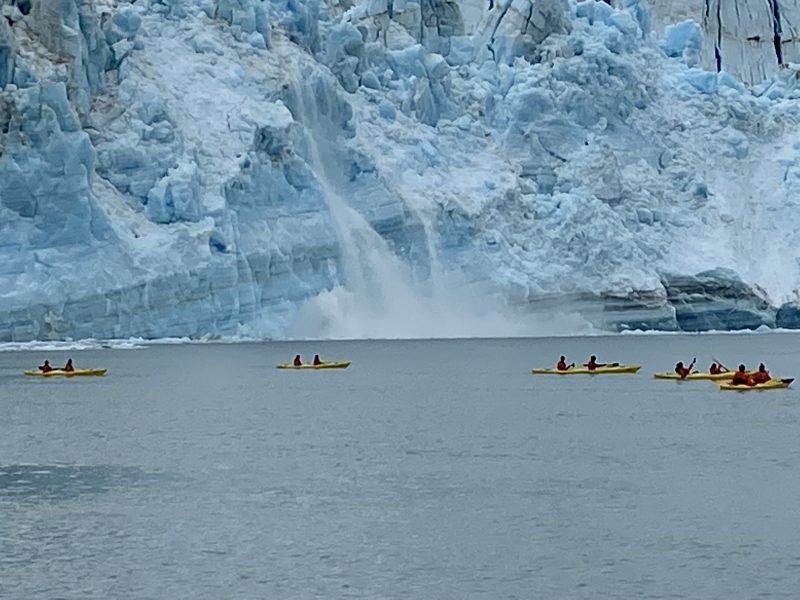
[276,361,351,370]
[718,378,794,391]
[24,368,108,377]
[531,364,641,375]
[653,371,734,381]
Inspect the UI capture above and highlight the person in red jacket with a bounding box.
[751,363,770,384]
[731,364,754,386]
[585,355,606,370]
[674,358,696,379]
[313,354,322,366]
[293,354,302,366]
[63,358,74,372]
[709,361,729,375]
[38,360,53,373]
[556,356,574,371]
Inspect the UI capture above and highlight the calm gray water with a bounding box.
[2,334,800,599]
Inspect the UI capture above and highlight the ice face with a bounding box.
[649,0,800,83]
[2,0,800,341]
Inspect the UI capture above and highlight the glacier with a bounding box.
[2,0,800,341]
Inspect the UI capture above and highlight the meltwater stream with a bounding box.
[3,334,800,598]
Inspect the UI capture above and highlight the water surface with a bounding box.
[2,334,800,598]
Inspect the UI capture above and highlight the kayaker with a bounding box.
[731,364,754,386]
[63,358,74,372]
[38,360,53,373]
[709,362,721,375]
[556,356,574,371]
[752,363,770,384]
[313,354,322,366]
[584,355,606,370]
[674,358,696,379]
[293,354,302,366]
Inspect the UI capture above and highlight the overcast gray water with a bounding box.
[2,334,800,598]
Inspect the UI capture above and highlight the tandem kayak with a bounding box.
[653,371,734,381]
[531,364,641,375]
[276,361,351,370]
[24,368,107,377]
[718,378,794,391]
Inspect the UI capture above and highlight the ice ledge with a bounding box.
[0,266,789,341]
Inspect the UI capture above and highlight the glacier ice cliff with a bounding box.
[649,0,800,84]
[2,0,800,340]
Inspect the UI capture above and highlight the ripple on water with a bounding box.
[0,464,165,501]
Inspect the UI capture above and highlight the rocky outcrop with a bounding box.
[661,268,775,331]
[527,270,780,333]
[600,289,679,332]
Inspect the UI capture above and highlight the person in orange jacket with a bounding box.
[731,364,754,386]
[751,363,770,384]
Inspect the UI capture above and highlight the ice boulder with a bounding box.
[325,22,364,92]
[146,164,202,224]
[662,19,702,66]
[213,0,270,47]
[104,6,142,45]
[776,302,800,329]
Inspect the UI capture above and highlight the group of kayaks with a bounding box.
[24,354,351,377]
[23,354,351,377]
[532,356,794,391]
[23,352,790,391]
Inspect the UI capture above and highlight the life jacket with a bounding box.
[675,366,690,378]
[709,364,720,375]
[313,356,322,365]
[752,371,770,384]
[731,371,752,385]
[40,363,51,373]
[64,363,74,372]
[293,357,302,366]
[557,361,568,371]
